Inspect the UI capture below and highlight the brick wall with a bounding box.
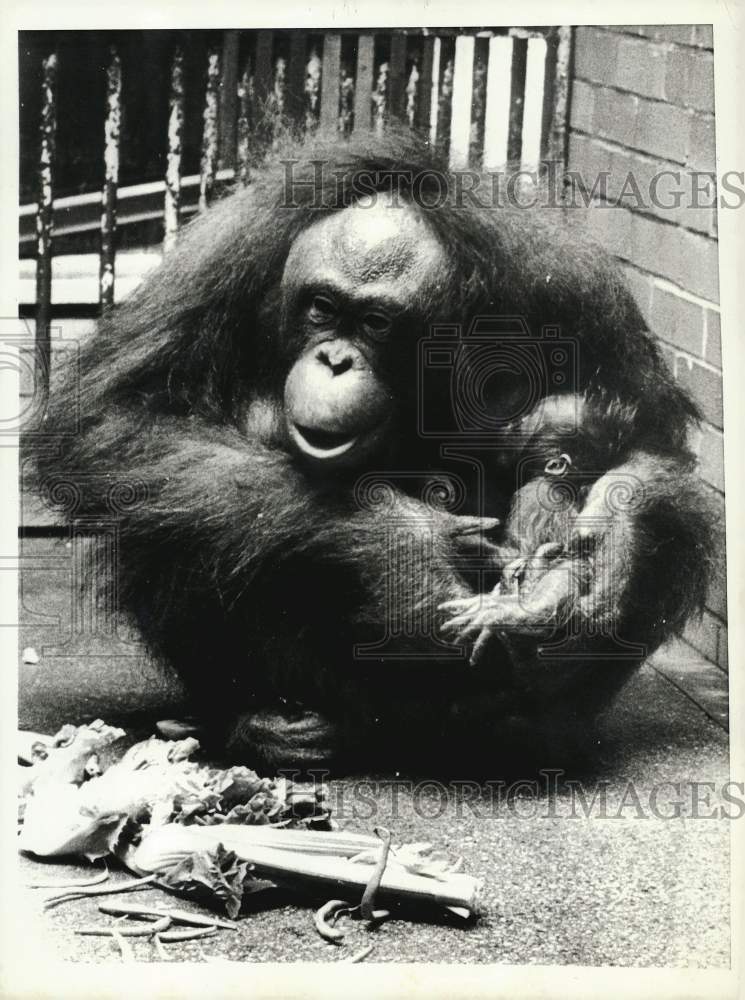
[566,24,727,671]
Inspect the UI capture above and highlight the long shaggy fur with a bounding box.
[30,127,716,769]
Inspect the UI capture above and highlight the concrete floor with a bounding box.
[16,537,731,967]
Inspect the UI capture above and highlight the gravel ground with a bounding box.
[15,537,731,968]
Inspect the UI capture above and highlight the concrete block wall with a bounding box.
[566,24,727,671]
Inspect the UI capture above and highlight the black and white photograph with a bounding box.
[1,2,743,997]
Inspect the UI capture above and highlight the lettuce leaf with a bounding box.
[156,843,275,918]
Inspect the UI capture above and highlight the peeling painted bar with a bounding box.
[164,48,185,252]
[541,26,572,167]
[372,54,389,135]
[34,52,57,401]
[435,36,455,156]
[99,48,121,310]
[21,28,574,269]
[404,49,419,128]
[198,49,220,213]
[340,45,356,136]
[235,60,252,187]
[305,43,322,131]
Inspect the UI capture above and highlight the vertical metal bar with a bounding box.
[507,35,528,165]
[99,48,122,311]
[235,57,252,186]
[415,35,434,133]
[305,41,322,132]
[34,52,57,402]
[469,35,490,170]
[353,34,375,133]
[541,26,572,166]
[388,32,407,122]
[319,33,342,134]
[199,48,220,213]
[435,36,455,157]
[273,45,287,119]
[218,30,240,169]
[253,30,274,114]
[164,47,185,252]
[404,49,418,127]
[340,46,356,136]
[286,30,307,125]
[372,55,388,135]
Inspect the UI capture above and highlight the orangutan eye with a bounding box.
[544,453,572,476]
[308,295,337,324]
[362,312,392,339]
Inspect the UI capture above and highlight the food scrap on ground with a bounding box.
[42,874,158,910]
[345,944,375,963]
[18,720,481,960]
[314,899,350,942]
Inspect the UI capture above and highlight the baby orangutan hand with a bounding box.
[440,542,592,666]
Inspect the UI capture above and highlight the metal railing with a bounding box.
[20,27,573,398]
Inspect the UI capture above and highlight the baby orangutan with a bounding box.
[441,392,647,666]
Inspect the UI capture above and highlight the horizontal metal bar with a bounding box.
[19,303,102,320]
[292,27,545,37]
[18,169,236,245]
